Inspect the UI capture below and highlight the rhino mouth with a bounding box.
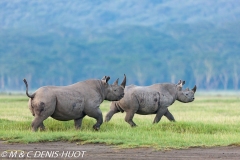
[187,97,195,102]
[119,93,124,99]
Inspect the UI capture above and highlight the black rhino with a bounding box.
[23,75,126,131]
[105,80,196,127]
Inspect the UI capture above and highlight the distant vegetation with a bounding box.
[0,0,240,91]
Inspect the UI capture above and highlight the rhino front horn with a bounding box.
[192,85,197,93]
[121,74,126,88]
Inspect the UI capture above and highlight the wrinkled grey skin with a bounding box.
[105,80,197,127]
[23,75,126,131]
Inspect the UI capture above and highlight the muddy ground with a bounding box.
[0,141,240,160]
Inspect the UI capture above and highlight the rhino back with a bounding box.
[150,83,176,93]
[51,87,85,120]
[120,86,160,115]
[63,79,104,104]
[149,83,178,106]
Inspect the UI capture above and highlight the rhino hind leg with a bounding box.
[164,109,175,122]
[31,100,55,132]
[74,113,86,130]
[31,115,49,132]
[125,112,137,127]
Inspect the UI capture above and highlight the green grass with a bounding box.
[0,95,240,149]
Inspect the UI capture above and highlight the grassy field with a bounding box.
[0,94,240,149]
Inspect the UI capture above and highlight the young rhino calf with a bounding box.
[105,80,196,127]
[23,75,126,131]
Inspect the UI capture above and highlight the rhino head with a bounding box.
[102,74,126,101]
[176,80,197,103]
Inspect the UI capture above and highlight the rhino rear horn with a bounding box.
[113,78,119,85]
[192,85,197,93]
[121,74,126,88]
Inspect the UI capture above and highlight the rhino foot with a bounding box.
[131,124,137,127]
[93,125,100,131]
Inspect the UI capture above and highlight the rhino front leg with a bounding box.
[74,113,86,130]
[164,109,175,122]
[125,111,137,127]
[39,122,45,131]
[86,108,103,131]
[105,107,120,122]
[153,108,168,123]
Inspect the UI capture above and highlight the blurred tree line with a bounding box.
[0,0,239,91]
[0,22,239,91]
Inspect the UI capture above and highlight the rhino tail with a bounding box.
[23,79,35,99]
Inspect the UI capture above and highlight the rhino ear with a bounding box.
[177,80,184,88]
[113,78,119,85]
[121,74,126,88]
[101,76,110,84]
[177,80,182,85]
[101,76,107,80]
[106,76,110,83]
[182,80,185,85]
[192,85,197,93]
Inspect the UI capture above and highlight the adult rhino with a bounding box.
[23,75,126,131]
[105,80,196,127]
